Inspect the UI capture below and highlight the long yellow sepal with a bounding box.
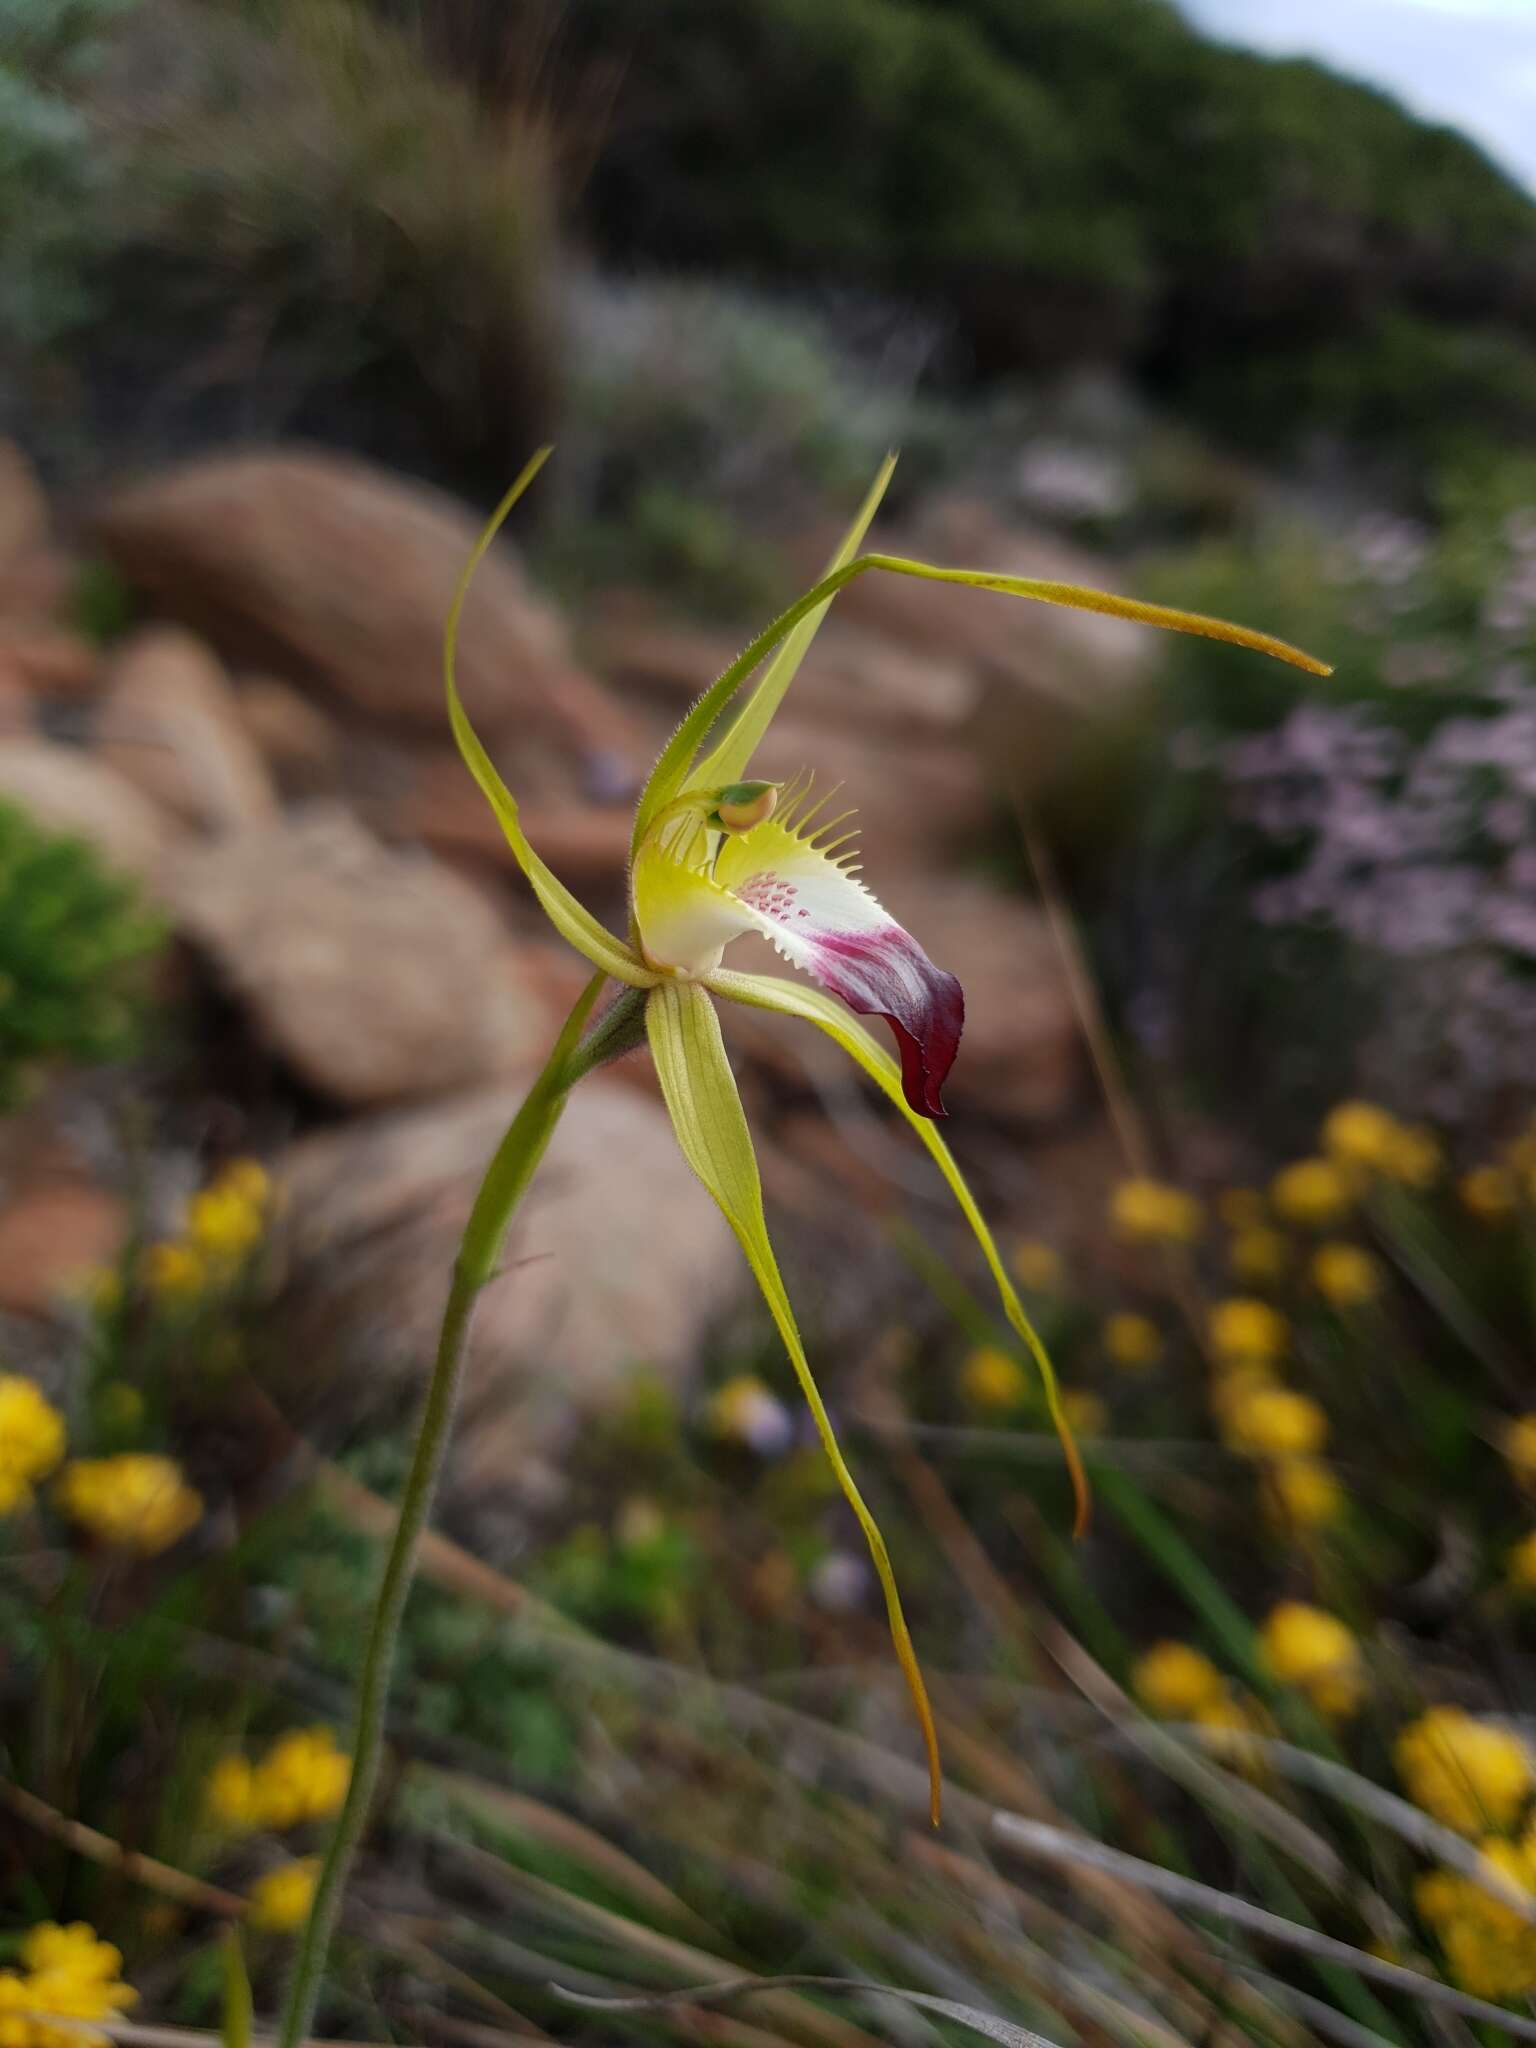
[645,978,944,1824]
[635,539,1331,855]
[445,451,656,990]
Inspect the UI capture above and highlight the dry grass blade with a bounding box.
[1225,1964,1440,2048]
[439,1850,886,2048]
[1164,1728,1536,1924]
[989,1812,1536,2039]
[0,1780,248,1917]
[550,1975,1066,2048]
[427,1767,718,1940]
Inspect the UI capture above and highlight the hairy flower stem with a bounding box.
[276,969,626,2048]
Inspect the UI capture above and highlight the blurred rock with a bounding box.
[93,450,646,769]
[97,627,279,835]
[804,495,1152,710]
[385,744,633,881]
[0,737,179,883]
[234,676,343,796]
[796,625,979,738]
[0,548,76,628]
[276,1070,745,1494]
[585,603,737,708]
[589,600,978,740]
[0,1181,126,1317]
[169,806,547,1106]
[901,876,1082,1125]
[0,444,49,569]
[0,671,34,740]
[744,712,988,877]
[1013,441,1132,526]
[0,625,101,702]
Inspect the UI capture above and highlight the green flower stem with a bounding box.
[276,969,628,2048]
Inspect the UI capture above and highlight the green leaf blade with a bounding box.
[644,976,943,1822]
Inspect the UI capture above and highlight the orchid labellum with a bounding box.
[447,450,1330,1822]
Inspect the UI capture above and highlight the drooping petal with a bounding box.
[447,455,657,991]
[706,964,1090,1538]
[710,794,963,1118]
[645,978,943,1824]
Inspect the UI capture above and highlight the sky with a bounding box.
[1179,0,1536,194]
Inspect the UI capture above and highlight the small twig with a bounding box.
[1014,806,1215,1352]
[1017,814,1154,1181]
[0,1780,246,1918]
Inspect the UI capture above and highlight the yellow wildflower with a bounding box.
[1386,1123,1442,1189]
[248,1857,319,1933]
[218,1158,272,1209]
[1059,1389,1107,1438]
[1103,1312,1163,1372]
[252,1726,350,1829]
[1322,1100,1402,1171]
[206,1755,261,1832]
[1501,1415,1536,1489]
[1270,1158,1352,1228]
[1208,1297,1288,1366]
[0,1923,136,2048]
[1222,1387,1328,1458]
[1260,1601,1365,1717]
[1228,1225,1289,1285]
[1396,1707,1535,1834]
[962,1346,1029,1412]
[0,1973,28,2048]
[56,1454,202,1555]
[1508,1533,1536,1595]
[1132,1640,1226,1719]
[1266,1457,1345,1531]
[1415,1838,1536,2000]
[1460,1165,1517,1223]
[142,1240,203,1301]
[187,1184,264,1263]
[1110,1178,1204,1246]
[1311,1241,1384,1308]
[1209,1363,1280,1424]
[1011,1239,1064,1293]
[0,1376,65,1515]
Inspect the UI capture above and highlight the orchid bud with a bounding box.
[709,780,779,833]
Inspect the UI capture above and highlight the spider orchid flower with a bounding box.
[447,450,1330,1823]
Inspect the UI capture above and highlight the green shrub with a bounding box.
[481,0,1536,457]
[0,0,129,358]
[538,277,969,610]
[56,0,557,482]
[0,798,163,1105]
[532,0,1147,363]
